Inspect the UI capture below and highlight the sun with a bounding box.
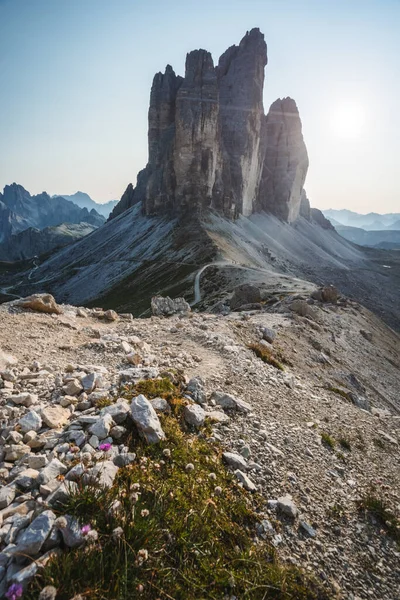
[329,101,367,139]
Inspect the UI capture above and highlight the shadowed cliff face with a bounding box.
[257,98,309,222]
[110,28,309,223]
[214,28,268,218]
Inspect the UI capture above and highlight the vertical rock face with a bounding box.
[299,189,311,220]
[214,29,268,217]
[109,183,136,220]
[111,29,309,224]
[145,65,183,214]
[173,50,219,212]
[257,98,309,223]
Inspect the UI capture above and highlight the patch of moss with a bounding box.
[122,377,179,401]
[27,417,330,600]
[248,343,285,371]
[94,397,114,409]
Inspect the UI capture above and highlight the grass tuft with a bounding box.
[122,377,179,401]
[26,415,330,600]
[338,437,351,451]
[357,488,400,544]
[94,397,114,409]
[320,432,335,450]
[248,343,285,371]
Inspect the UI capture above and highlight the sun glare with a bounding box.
[329,101,367,139]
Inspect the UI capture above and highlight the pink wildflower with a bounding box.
[81,524,91,536]
[5,584,23,600]
[99,443,112,452]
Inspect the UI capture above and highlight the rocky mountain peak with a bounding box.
[257,97,309,223]
[110,29,308,223]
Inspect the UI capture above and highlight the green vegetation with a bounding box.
[357,488,400,544]
[94,397,115,409]
[248,343,285,371]
[122,376,180,400]
[336,451,346,463]
[338,437,351,451]
[26,382,330,600]
[121,376,188,417]
[327,502,346,521]
[320,432,335,450]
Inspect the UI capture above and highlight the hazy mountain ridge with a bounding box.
[0,184,105,261]
[57,191,118,218]
[0,184,104,241]
[334,224,400,250]
[323,208,400,230]
[322,209,400,249]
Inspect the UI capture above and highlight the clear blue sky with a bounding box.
[0,0,399,212]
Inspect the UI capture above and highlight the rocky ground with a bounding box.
[0,292,399,599]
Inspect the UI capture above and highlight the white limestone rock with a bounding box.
[130,394,166,444]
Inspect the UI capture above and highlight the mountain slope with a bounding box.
[2,29,399,331]
[334,224,400,249]
[5,204,399,330]
[0,222,98,261]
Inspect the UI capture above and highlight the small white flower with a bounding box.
[55,516,67,529]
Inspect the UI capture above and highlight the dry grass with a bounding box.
[248,343,285,371]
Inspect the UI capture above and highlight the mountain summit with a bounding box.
[110,29,308,223]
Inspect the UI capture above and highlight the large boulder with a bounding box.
[151,296,191,317]
[230,285,261,310]
[17,293,62,315]
[16,510,56,555]
[41,405,70,429]
[211,391,252,413]
[0,350,18,371]
[183,404,206,428]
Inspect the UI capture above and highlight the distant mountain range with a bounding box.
[56,192,118,218]
[322,209,400,249]
[0,183,105,260]
[323,209,400,231]
[333,224,400,249]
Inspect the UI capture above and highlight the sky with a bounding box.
[0,0,399,213]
